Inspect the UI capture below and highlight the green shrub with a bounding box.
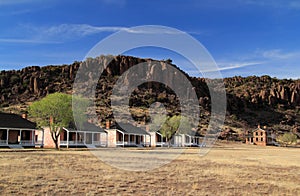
[277,132,297,146]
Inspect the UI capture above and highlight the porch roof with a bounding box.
[0,112,37,130]
[116,122,150,135]
[64,122,106,133]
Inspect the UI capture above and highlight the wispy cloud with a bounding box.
[213,48,300,78]
[260,49,300,60]
[216,61,263,71]
[182,61,262,76]
[10,9,32,15]
[186,48,300,77]
[1,24,186,44]
[34,24,185,37]
[0,38,60,44]
[0,0,39,6]
[37,24,129,37]
[288,1,300,9]
[243,0,300,9]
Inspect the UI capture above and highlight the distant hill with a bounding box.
[1,55,300,135]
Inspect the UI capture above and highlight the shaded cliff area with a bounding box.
[1,55,300,134]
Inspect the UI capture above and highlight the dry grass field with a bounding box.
[0,142,299,195]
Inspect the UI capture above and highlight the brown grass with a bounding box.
[0,142,299,195]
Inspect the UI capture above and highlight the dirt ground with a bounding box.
[0,142,299,195]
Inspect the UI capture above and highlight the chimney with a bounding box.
[21,113,28,119]
[257,124,261,129]
[145,125,150,132]
[106,120,111,129]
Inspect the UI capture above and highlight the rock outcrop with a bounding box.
[0,55,299,132]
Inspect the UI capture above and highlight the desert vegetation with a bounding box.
[0,142,299,195]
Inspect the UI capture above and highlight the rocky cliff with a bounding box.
[0,55,299,133]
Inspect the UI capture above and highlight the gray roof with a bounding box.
[0,112,37,129]
[65,122,106,133]
[116,122,150,135]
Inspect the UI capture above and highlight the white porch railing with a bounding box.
[140,142,151,147]
[60,140,107,147]
[60,140,88,145]
[60,141,68,145]
[20,140,35,145]
[156,142,167,147]
[92,141,107,146]
[124,141,138,145]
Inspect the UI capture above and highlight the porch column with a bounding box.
[19,130,22,144]
[67,130,69,149]
[84,132,86,144]
[92,133,94,145]
[32,130,34,144]
[146,135,148,146]
[122,133,125,147]
[106,133,108,147]
[99,133,101,146]
[75,132,78,145]
[181,135,183,147]
[142,135,144,145]
[128,134,130,145]
[6,129,9,145]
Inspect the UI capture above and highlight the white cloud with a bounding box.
[38,24,129,37]
[1,24,186,44]
[184,48,300,78]
[36,24,184,37]
[260,49,300,60]
[242,0,300,9]
[216,61,263,71]
[288,1,300,9]
[183,61,262,76]
[10,9,32,15]
[18,24,185,43]
[0,0,39,6]
[0,38,60,44]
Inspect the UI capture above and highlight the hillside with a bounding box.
[0,55,300,135]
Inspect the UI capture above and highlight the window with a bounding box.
[261,138,263,142]
[261,132,263,136]
[256,138,258,142]
[256,132,258,136]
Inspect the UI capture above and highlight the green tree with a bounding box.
[159,115,191,147]
[29,93,88,149]
[277,132,297,147]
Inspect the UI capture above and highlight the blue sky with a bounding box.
[1,0,300,78]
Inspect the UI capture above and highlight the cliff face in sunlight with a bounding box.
[1,55,300,134]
